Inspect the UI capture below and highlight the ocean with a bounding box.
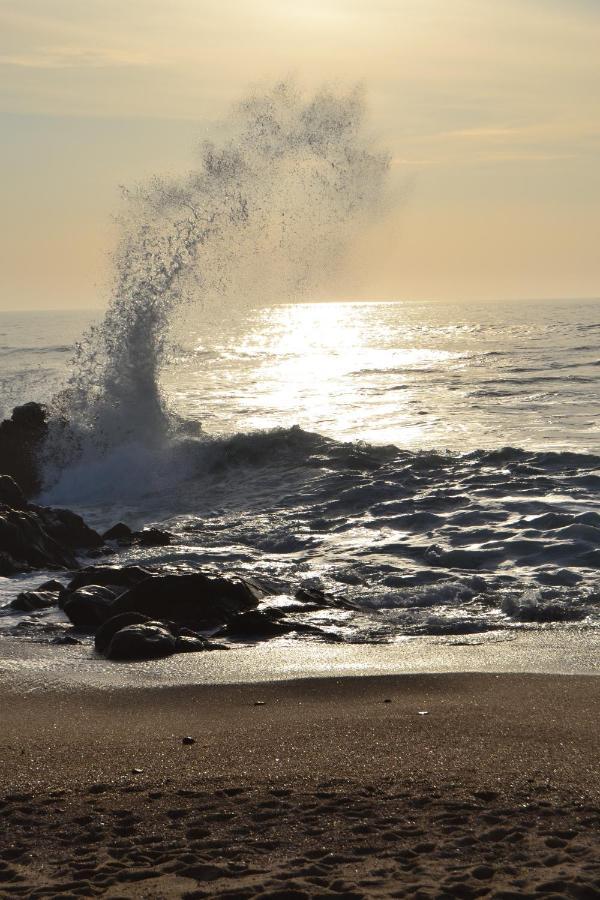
[1,297,599,643]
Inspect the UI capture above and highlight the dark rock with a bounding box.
[0,476,27,510]
[10,590,59,612]
[295,586,358,611]
[36,507,102,550]
[110,571,266,628]
[67,565,154,593]
[0,488,103,573]
[106,622,177,660]
[174,634,228,653]
[0,551,20,576]
[37,578,66,592]
[102,523,133,542]
[0,505,78,569]
[182,736,196,745]
[0,402,48,496]
[223,608,292,638]
[94,612,151,654]
[62,585,117,630]
[134,527,172,547]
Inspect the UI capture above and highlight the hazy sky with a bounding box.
[1,0,599,309]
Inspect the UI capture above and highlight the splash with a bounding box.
[46,83,390,476]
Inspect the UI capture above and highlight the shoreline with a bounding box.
[1,671,598,897]
[0,627,598,694]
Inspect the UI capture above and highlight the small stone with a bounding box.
[131,768,143,775]
[254,700,266,706]
[417,710,429,716]
[383,698,392,703]
[182,736,196,745]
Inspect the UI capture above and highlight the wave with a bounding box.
[43,82,390,484]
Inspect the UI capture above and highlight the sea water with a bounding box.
[1,297,599,641]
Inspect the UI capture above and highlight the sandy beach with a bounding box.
[1,668,598,898]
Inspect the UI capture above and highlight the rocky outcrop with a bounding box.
[109,571,266,628]
[0,402,48,496]
[9,559,346,661]
[0,475,103,573]
[101,524,172,547]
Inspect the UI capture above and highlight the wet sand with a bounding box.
[1,672,599,897]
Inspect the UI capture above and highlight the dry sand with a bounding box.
[1,672,599,898]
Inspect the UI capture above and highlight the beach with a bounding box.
[1,639,599,898]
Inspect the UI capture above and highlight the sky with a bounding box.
[1,0,599,309]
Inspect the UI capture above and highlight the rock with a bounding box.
[94,612,151,654]
[295,586,358,611]
[106,622,177,660]
[0,402,48,496]
[0,476,27,510]
[174,634,228,653]
[102,523,133,542]
[10,590,59,612]
[223,608,292,638]
[67,565,154,593]
[0,505,78,569]
[36,507,102,550]
[0,489,103,574]
[182,736,196,745]
[110,571,266,628]
[0,551,20,576]
[62,585,117,630]
[134,527,172,547]
[37,578,66,593]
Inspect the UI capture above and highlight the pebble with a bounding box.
[182,736,196,745]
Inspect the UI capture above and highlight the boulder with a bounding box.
[62,585,116,630]
[38,507,102,550]
[94,612,151,654]
[175,633,228,653]
[37,578,66,593]
[0,488,103,573]
[223,608,292,638]
[109,571,266,628]
[102,523,133,542]
[67,565,154,593]
[133,527,172,547]
[0,402,48,496]
[0,551,20,576]
[0,505,78,569]
[10,590,59,612]
[0,476,27,510]
[106,622,177,661]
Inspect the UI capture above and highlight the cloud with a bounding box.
[0,47,154,69]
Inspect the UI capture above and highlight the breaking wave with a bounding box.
[45,82,389,479]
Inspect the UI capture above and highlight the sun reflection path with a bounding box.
[169,301,462,447]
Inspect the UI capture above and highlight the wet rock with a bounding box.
[174,633,228,653]
[102,522,133,542]
[94,612,151,654]
[0,476,27,510]
[10,590,59,612]
[0,402,48,496]
[295,586,359,611]
[0,551,20,576]
[223,608,292,638]
[62,585,117,630]
[134,527,172,547]
[37,578,66,593]
[0,486,103,573]
[37,506,103,551]
[67,565,154,593]
[106,622,177,660]
[110,571,266,628]
[0,505,78,570]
